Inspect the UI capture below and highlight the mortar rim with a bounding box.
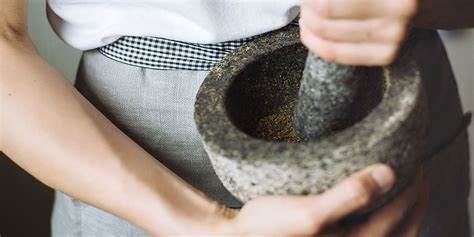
[194,25,423,163]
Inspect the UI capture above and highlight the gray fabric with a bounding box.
[421,130,471,236]
[413,29,471,237]
[52,30,471,236]
[51,49,239,237]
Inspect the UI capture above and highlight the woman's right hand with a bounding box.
[219,164,397,236]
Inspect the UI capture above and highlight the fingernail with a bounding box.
[370,165,395,192]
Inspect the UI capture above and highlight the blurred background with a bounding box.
[0,1,473,236]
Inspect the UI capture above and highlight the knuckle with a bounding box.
[379,56,392,66]
[317,42,336,61]
[312,20,328,37]
[309,221,324,234]
[390,25,406,42]
[300,29,312,46]
[381,48,398,64]
[300,26,336,62]
[308,43,330,61]
[349,178,376,206]
[303,216,324,234]
[301,38,319,56]
[297,208,324,234]
[315,0,331,18]
[399,0,418,18]
[318,49,334,61]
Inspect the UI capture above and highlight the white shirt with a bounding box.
[46,0,302,50]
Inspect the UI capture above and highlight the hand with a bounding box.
[341,168,429,237]
[300,0,419,65]
[217,164,396,236]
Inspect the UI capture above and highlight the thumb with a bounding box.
[309,164,396,226]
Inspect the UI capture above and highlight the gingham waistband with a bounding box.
[97,36,255,71]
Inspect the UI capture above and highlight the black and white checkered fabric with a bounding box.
[98,36,255,71]
[98,20,300,71]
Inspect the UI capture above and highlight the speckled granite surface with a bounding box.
[194,25,429,213]
[294,53,359,140]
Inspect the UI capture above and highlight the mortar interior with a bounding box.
[225,44,387,143]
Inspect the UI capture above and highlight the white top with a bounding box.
[46,0,302,50]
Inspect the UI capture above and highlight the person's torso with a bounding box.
[46,0,302,50]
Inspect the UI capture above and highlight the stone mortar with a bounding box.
[194,25,429,214]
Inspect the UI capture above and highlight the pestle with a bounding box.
[294,52,359,140]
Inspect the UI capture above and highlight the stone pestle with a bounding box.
[294,52,359,141]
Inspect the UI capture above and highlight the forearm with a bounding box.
[413,0,474,29]
[0,39,221,235]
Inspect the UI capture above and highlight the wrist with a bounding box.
[144,190,239,235]
[178,200,240,235]
[206,202,240,234]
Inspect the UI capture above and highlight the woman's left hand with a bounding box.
[300,0,419,66]
[326,169,429,237]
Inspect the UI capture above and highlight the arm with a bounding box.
[413,0,474,29]
[0,1,222,235]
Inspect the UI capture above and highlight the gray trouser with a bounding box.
[52,42,471,236]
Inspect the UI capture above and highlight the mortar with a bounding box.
[194,25,429,212]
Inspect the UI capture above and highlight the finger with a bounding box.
[307,164,396,226]
[303,0,418,20]
[394,182,429,237]
[299,10,407,43]
[348,170,424,236]
[300,23,399,65]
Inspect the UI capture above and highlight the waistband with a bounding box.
[98,21,300,71]
[98,36,255,71]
